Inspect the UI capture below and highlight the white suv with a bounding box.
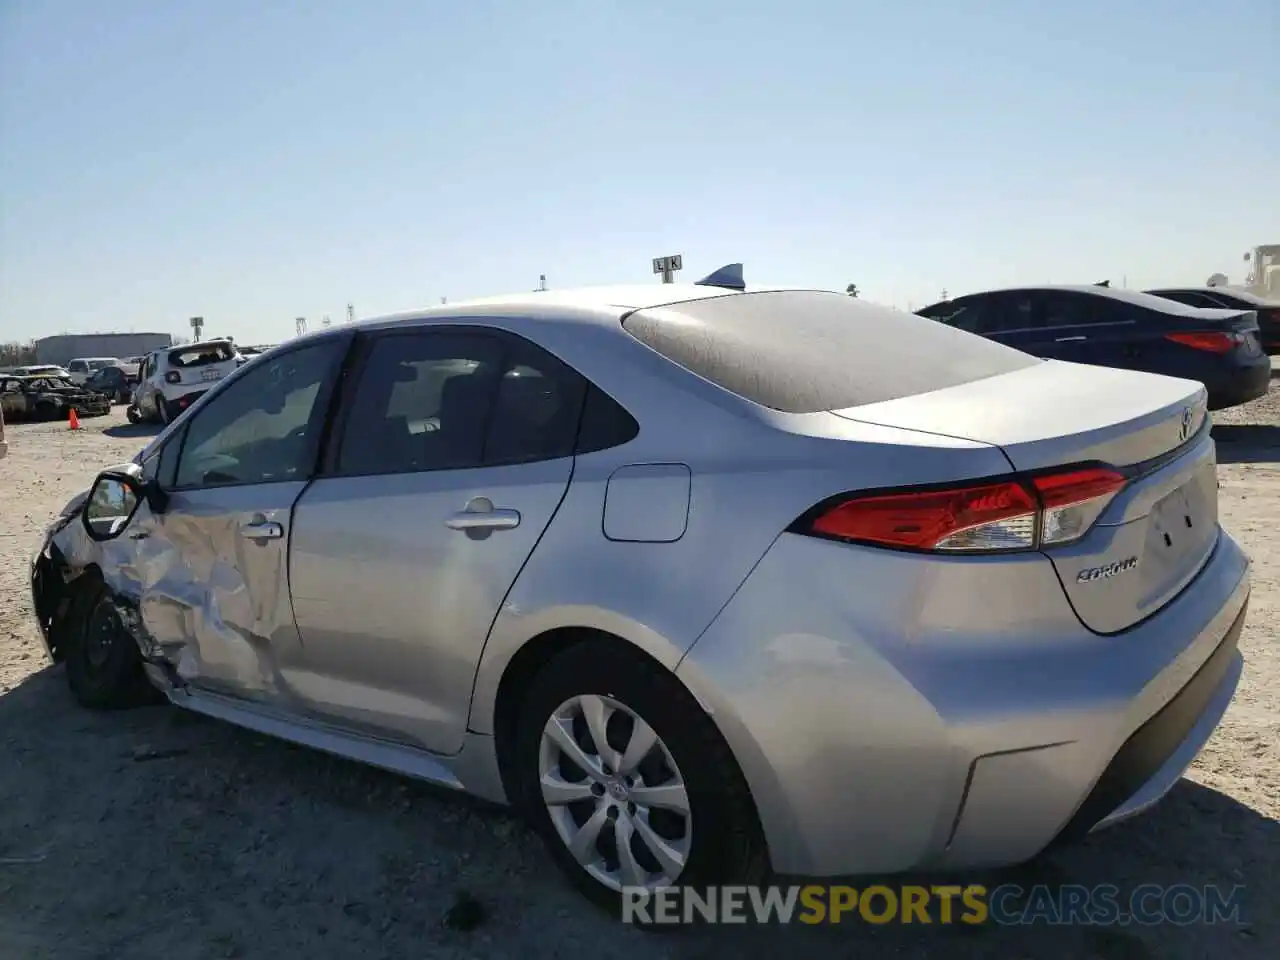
[134,340,241,423]
[67,357,121,385]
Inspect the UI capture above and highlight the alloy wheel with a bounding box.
[539,693,692,891]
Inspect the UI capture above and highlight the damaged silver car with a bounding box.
[31,285,1251,916]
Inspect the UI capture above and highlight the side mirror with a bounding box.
[82,472,145,542]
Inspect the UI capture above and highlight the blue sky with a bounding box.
[1,0,1276,343]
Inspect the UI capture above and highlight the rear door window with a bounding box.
[334,331,504,475]
[332,328,603,476]
[1040,292,1094,329]
[621,290,1040,414]
[169,343,236,369]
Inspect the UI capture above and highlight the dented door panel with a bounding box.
[43,475,309,705]
[138,482,310,702]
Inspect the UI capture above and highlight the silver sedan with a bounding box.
[31,276,1248,913]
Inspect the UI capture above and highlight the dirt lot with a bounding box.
[1,397,1276,960]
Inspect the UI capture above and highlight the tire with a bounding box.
[63,579,160,710]
[514,642,767,917]
[34,401,59,422]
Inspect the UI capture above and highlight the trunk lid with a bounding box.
[831,360,1217,633]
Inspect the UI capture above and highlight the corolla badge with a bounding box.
[1178,407,1194,442]
[1077,557,1139,583]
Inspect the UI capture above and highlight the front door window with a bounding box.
[174,341,347,489]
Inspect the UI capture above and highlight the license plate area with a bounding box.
[1149,466,1214,551]
[201,369,223,381]
[1138,466,1217,604]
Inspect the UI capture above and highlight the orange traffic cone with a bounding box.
[68,408,80,431]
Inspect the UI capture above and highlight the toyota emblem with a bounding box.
[1179,407,1193,442]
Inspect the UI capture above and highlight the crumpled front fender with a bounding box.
[40,464,189,684]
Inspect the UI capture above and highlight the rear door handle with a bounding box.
[1055,336,1087,342]
[240,520,284,540]
[446,509,521,531]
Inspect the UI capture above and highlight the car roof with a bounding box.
[943,283,1235,318]
[171,338,236,348]
[1147,286,1278,306]
[351,283,802,331]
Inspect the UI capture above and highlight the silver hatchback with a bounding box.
[32,281,1248,913]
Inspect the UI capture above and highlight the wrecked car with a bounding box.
[31,291,1251,916]
[0,374,112,422]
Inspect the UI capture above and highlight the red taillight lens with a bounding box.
[801,466,1128,554]
[1165,332,1235,353]
[164,370,181,384]
[810,481,1037,551]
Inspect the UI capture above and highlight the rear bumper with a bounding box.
[1058,603,1244,839]
[1206,357,1270,410]
[677,527,1250,877]
[167,389,208,414]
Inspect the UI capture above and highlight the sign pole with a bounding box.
[651,253,683,284]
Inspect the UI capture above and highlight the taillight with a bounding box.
[164,371,181,384]
[1165,332,1236,353]
[1031,467,1127,545]
[798,466,1127,554]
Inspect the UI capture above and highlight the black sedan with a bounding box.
[1145,286,1280,355]
[916,285,1270,411]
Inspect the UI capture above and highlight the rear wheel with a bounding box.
[64,580,159,710]
[514,643,767,915]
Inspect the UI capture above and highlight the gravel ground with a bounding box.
[0,390,1276,960]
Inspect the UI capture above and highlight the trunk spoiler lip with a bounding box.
[1175,308,1259,331]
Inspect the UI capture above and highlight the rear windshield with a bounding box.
[169,343,235,368]
[621,290,1041,414]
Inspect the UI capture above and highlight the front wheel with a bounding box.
[514,643,767,915]
[63,580,159,710]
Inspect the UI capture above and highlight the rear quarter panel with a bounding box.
[462,314,1015,735]
[468,418,1011,734]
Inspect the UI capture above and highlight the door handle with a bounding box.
[446,509,521,531]
[240,520,284,540]
[1055,336,1087,342]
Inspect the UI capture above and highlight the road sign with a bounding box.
[652,254,683,282]
[189,316,203,329]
